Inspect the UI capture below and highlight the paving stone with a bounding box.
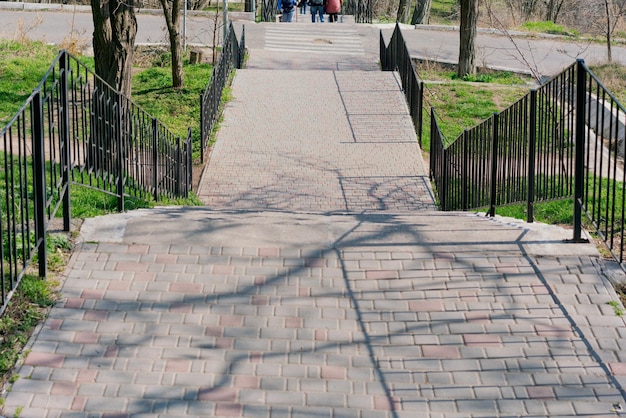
[5,21,626,418]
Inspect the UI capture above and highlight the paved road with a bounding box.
[401,25,626,78]
[0,7,251,47]
[1,6,625,77]
[2,20,626,418]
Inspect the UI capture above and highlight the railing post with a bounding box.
[152,118,159,201]
[462,130,469,210]
[200,93,205,163]
[379,30,387,70]
[187,127,193,194]
[429,108,435,180]
[175,136,182,197]
[527,90,537,223]
[417,80,423,146]
[488,113,499,217]
[571,59,588,242]
[116,96,125,212]
[239,25,245,69]
[59,51,72,232]
[31,91,47,278]
[442,150,449,211]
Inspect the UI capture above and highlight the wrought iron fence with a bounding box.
[200,22,245,163]
[261,0,279,22]
[0,50,192,314]
[431,59,626,265]
[379,23,424,145]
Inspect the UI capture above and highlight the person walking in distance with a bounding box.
[309,0,324,22]
[280,0,296,22]
[325,0,341,22]
[297,0,306,14]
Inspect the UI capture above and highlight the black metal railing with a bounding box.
[262,0,279,22]
[200,22,245,163]
[431,59,626,265]
[0,50,192,314]
[379,23,424,145]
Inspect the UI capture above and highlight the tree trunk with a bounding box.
[396,0,409,23]
[411,0,431,25]
[192,0,211,9]
[159,0,185,88]
[522,0,539,20]
[90,0,137,97]
[544,0,565,22]
[458,0,478,78]
[605,0,613,62]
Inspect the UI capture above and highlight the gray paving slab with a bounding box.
[3,20,626,418]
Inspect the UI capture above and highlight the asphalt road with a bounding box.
[1,6,625,78]
[402,25,626,78]
[0,8,236,47]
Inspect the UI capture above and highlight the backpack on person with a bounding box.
[281,0,294,12]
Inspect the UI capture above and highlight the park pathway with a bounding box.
[2,21,626,418]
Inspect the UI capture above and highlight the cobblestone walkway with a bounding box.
[196,70,435,213]
[2,21,626,418]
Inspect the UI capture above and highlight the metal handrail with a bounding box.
[200,22,245,163]
[0,50,192,314]
[430,59,626,265]
[379,23,424,145]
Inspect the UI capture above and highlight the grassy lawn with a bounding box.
[0,41,213,163]
[131,47,214,162]
[416,62,532,150]
[430,0,457,24]
[588,63,626,106]
[519,21,579,36]
[0,40,58,125]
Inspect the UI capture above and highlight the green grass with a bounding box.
[0,41,212,164]
[493,198,575,225]
[203,2,245,12]
[68,184,202,219]
[132,62,212,161]
[422,81,528,150]
[416,62,531,151]
[0,274,59,389]
[0,40,58,126]
[418,64,531,85]
[430,0,457,24]
[588,63,626,106]
[608,300,624,316]
[520,21,579,37]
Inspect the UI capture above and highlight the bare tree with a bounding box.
[602,0,626,62]
[211,0,224,64]
[544,0,565,22]
[521,0,540,20]
[190,0,211,8]
[410,0,431,25]
[458,0,478,77]
[158,0,185,88]
[482,1,549,81]
[90,0,138,97]
[396,0,411,23]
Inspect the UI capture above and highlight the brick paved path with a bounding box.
[196,70,435,212]
[3,22,626,418]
